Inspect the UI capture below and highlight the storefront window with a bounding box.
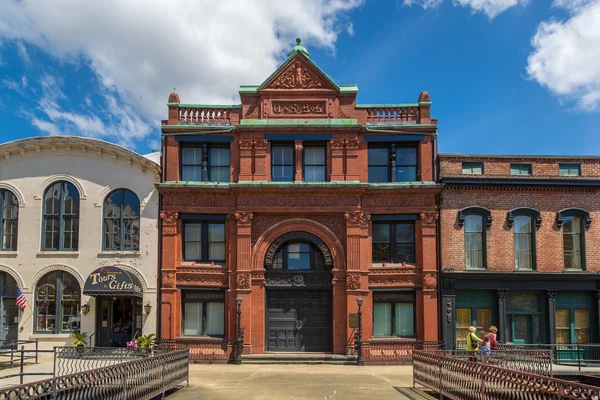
[35,271,81,333]
[182,291,224,337]
[372,292,415,338]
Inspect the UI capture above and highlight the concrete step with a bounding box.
[242,353,358,365]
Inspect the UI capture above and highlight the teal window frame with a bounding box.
[462,162,483,175]
[510,164,532,176]
[102,189,141,251]
[0,189,18,251]
[559,163,581,177]
[34,270,81,334]
[556,293,593,344]
[42,181,80,251]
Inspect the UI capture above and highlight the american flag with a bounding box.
[16,288,27,309]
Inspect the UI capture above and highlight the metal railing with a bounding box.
[496,343,600,370]
[53,346,155,376]
[0,340,55,385]
[413,350,600,400]
[155,338,235,363]
[365,340,445,364]
[0,349,189,399]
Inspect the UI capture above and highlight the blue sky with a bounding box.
[1,0,599,156]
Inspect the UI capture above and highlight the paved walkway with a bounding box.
[166,364,417,400]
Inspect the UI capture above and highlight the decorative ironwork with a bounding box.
[366,341,445,364]
[355,297,364,366]
[236,298,244,365]
[1,349,189,399]
[54,347,151,376]
[413,350,600,400]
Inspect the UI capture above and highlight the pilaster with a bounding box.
[295,140,303,181]
[160,210,179,339]
[497,289,508,342]
[253,138,269,181]
[419,211,438,341]
[330,136,345,181]
[238,137,254,181]
[547,290,557,345]
[345,136,360,181]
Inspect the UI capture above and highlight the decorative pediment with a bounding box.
[260,54,337,92]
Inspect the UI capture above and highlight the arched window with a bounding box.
[43,182,80,251]
[103,189,141,250]
[557,208,591,270]
[507,208,541,270]
[0,189,19,251]
[458,207,492,270]
[35,271,80,333]
[269,241,327,270]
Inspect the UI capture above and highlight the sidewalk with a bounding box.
[167,363,416,400]
[0,357,54,388]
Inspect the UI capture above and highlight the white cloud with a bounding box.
[0,0,362,149]
[402,0,527,18]
[21,75,27,88]
[2,79,21,91]
[15,41,30,63]
[527,0,600,110]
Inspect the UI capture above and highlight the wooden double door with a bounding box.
[266,290,332,352]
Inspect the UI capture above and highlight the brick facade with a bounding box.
[158,41,440,357]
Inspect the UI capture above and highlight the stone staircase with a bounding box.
[241,353,358,365]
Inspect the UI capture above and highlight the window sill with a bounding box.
[36,251,79,257]
[30,333,72,340]
[0,251,18,257]
[369,337,418,342]
[180,261,226,267]
[174,336,226,342]
[98,251,141,257]
[371,263,417,269]
[465,268,488,272]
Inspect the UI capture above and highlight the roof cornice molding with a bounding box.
[0,136,160,176]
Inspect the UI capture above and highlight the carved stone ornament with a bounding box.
[445,299,452,323]
[268,62,325,89]
[245,104,259,119]
[168,91,180,104]
[230,211,253,225]
[162,271,175,288]
[497,289,508,299]
[330,138,345,150]
[239,137,254,151]
[237,273,251,289]
[253,139,269,151]
[160,211,179,225]
[422,273,437,290]
[345,137,360,150]
[420,211,438,226]
[272,102,325,114]
[347,273,361,290]
[345,210,371,227]
[265,272,331,287]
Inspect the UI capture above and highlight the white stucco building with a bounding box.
[0,136,160,349]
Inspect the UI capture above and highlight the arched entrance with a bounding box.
[0,272,19,342]
[265,232,333,352]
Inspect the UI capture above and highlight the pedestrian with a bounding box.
[466,326,482,362]
[480,326,498,363]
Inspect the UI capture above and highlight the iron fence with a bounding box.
[0,349,189,400]
[155,338,235,363]
[365,340,445,364]
[53,346,156,376]
[413,350,600,400]
[496,343,600,369]
[0,340,40,367]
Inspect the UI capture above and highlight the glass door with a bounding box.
[96,297,112,347]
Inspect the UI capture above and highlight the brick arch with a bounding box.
[252,218,346,271]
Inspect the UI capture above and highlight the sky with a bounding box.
[0,0,599,156]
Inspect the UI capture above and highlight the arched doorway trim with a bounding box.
[265,231,332,267]
[253,218,345,271]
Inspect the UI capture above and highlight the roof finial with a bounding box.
[296,38,301,45]
[288,37,309,58]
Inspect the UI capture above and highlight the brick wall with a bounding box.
[440,187,600,272]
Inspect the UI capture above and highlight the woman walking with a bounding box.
[480,326,498,363]
[466,326,482,362]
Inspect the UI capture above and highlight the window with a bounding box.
[514,215,533,270]
[368,144,418,183]
[510,164,532,176]
[271,144,294,182]
[455,308,491,346]
[373,292,415,338]
[103,189,140,251]
[182,291,224,337]
[35,271,80,333]
[42,182,80,251]
[462,162,483,175]
[0,189,18,251]
[559,163,580,177]
[556,309,589,344]
[181,145,230,182]
[464,215,484,269]
[303,145,326,182]
[372,222,415,263]
[268,241,326,270]
[183,220,225,262]
[563,216,583,270]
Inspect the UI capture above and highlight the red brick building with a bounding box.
[157,40,441,358]
[439,155,600,347]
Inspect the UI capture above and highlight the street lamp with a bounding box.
[81,302,90,316]
[356,296,364,366]
[235,297,244,365]
[144,301,152,315]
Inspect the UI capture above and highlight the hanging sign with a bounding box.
[83,266,143,297]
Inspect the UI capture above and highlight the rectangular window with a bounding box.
[510,164,532,176]
[555,308,589,344]
[372,222,415,263]
[514,216,533,270]
[455,307,491,346]
[182,292,225,337]
[555,309,570,344]
[181,145,230,182]
[303,145,326,182]
[559,163,581,177]
[464,215,484,269]
[373,292,415,338]
[368,144,418,183]
[563,216,583,270]
[183,221,226,262]
[462,162,483,175]
[271,144,294,182]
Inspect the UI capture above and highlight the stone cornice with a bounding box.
[0,136,160,177]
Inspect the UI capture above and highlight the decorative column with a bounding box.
[229,211,254,353]
[160,210,179,339]
[330,135,345,181]
[547,290,558,345]
[253,138,269,181]
[497,289,508,342]
[294,140,303,181]
[344,210,371,354]
[238,137,254,181]
[441,276,456,349]
[345,136,360,181]
[419,211,439,341]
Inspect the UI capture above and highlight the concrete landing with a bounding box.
[166,363,416,400]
